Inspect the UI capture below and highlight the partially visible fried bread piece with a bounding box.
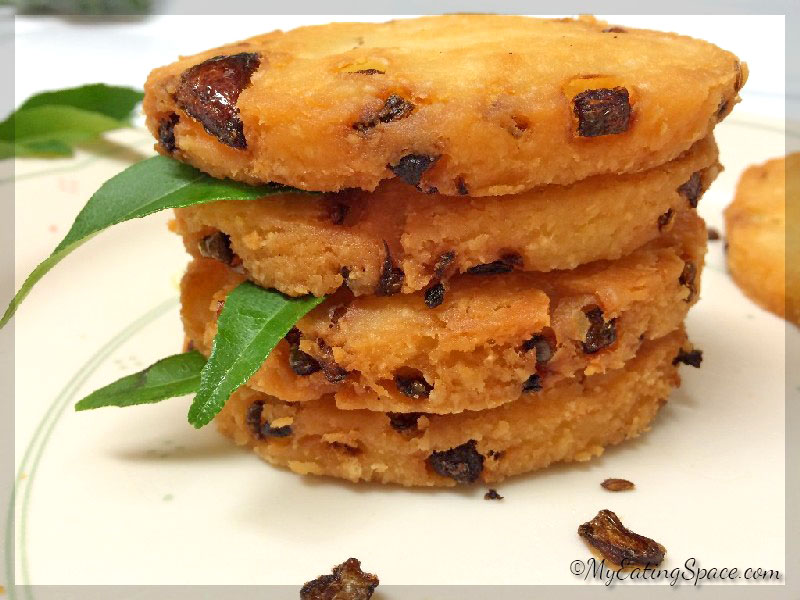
[725,153,798,325]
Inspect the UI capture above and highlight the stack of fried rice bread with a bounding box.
[144,15,745,486]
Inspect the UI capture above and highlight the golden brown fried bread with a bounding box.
[173,136,719,297]
[144,15,743,195]
[216,330,687,486]
[725,153,799,325]
[182,211,706,414]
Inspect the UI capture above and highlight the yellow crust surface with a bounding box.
[725,153,798,325]
[173,136,719,297]
[182,211,706,414]
[144,15,743,195]
[216,330,686,486]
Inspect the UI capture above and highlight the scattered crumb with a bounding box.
[484,489,504,500]
[707,227,721,241]
[18,473,27,481]
[601,478,635,492]
[48,224,58,233]
[163,494,174,502]
[672,348,703,368]
[300,558,378,599]
[0,584,6,595]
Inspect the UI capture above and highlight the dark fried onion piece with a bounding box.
[657,209,674,231]
[466,253,522,275]
[578,509,666,567]
[679,262,697,302]
[387,412,425,432]
[376,241,405,296]
[174,52,260,149]
[582,307,617,354]
[673,348,703,368]
[157,113,179,153]
[573,87,631,137]
[198,231,235,265]
[678,172,703,208]
[245,400,293,439]
[521,334,553,364]
[245,400,265,438]
[424,282,445,308]
[300,558,379,600]
[394,374,433,399]
[353,94,415,133]
[316,339,349,383]
[284,327,322,376]
[289,346,322,376]
[427,440,485,484]
[388,154,438,187]
[433,251,456,278]
[522,373,542,393]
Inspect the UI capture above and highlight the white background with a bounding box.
[5,13,791,589]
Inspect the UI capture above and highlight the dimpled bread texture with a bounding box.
[182,210,706,414]
[725,153,799,325]
[215,330,686,486]
[173,135,719,297]
[144,15,744,195]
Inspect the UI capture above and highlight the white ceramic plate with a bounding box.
[8,112,793,588]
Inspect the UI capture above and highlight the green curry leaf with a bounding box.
[1,155,309,328]
[75,351,207,411]
[188,282,324,428]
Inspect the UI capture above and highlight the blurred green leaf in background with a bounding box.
[0,83,144,159]
[9,0,152,15]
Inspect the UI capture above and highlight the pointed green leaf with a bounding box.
[17,83,144,121]
[75,351,207,411]
[1,155,310,328]
[188,282,324,428]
